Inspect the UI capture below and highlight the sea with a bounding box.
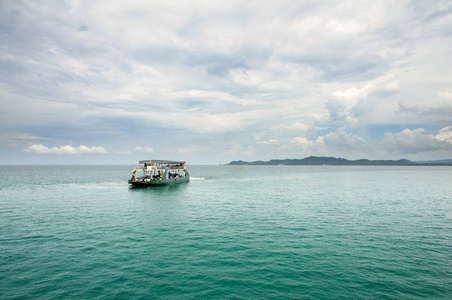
[1,165,451,299]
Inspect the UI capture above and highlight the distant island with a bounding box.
[228,156,452,166]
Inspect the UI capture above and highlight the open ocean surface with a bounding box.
[1,165,452,299]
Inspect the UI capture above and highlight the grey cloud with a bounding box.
[280,49,386,82]
[409,0,452,24]
[382,128,452,154]
[1,1,452,163]
[322,129,373,152]
[398,103,452,122]
[324,99,351,124]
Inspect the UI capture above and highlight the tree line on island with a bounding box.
[228,156,452,166]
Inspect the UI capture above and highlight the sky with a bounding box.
[1,0,452,165]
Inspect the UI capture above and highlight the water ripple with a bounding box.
[1,165,452,299]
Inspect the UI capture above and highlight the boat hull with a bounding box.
[128,176,190,187]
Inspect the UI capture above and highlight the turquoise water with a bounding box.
[1,165,452,299]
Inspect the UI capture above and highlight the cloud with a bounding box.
[134,146,154,153]
[397,103,452,121]
[0,132,49,145]
[321,130,371,151]
[256,136,279,145]
[331,74,400,104]
[382,128,452,154]
[326,74,401,126]
[297,129,372,155]
[291,137,317,148]
[287,126,452,159]
[13,133,49,140]
[1,1,452,164]
[438,91,452,100]
[275,122,310,131]
[24,144,107,155]
[436,126,452,143]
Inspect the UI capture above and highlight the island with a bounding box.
[228,156,452,166]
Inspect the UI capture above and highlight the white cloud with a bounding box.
[277,122,310,131]
[0,132,49,146]
[1,1,452,163]
[332,74,400,104]
[256,136,279,145]
[134,146,154,153]
[24,144,107,154]
[438,91,452,100]
[291,137,317,148]
[325,74,401,127]
[436,126,452,143]
[322,130,370,151]
[288,126,452,159]
[13,133,49,140]
[382,128,452,154]
[165,89,252,106]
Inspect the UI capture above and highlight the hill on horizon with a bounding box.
[228,156,452,166]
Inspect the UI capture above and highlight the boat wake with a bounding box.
[190,177,206,181]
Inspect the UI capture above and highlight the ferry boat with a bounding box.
[128,159,190,187]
